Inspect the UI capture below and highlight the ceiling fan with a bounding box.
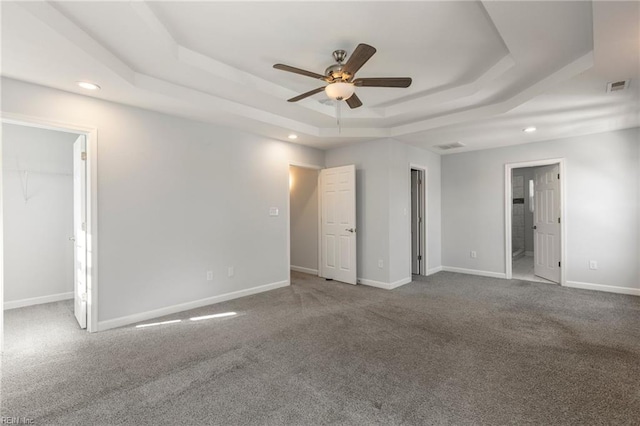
[273,43,412,109]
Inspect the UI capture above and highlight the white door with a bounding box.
[533,164,560,283]
[73,135,87,328]
[319,165,357,285]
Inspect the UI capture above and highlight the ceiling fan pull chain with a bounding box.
[336,101,342,133]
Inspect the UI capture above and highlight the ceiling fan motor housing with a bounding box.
[325,64,352,82]
[326,50,352,82]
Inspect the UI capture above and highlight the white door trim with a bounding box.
[286,162,322,280]
[0,112,99,347]
[409,164,428,276]
[504,158,566,286]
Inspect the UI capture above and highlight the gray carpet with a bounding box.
[2,271,639,425]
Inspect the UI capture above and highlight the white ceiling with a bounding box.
[1,1,638,152]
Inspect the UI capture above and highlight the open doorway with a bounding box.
[410,166,427,276]
[1,117,98,352]
[506,159,565,285]
[288,164,320,277]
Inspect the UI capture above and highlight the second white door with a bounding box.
[319,165,357,285]
[533,164,561,283]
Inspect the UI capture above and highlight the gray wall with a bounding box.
[2,124,76,305]
[325,138,441,285]
[442,128,640,290]
[289,165,318,273]
[1,78,325,324]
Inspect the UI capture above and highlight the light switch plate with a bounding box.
[269,207,279,216]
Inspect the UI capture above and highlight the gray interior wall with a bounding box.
[325,138,442,285]
[289,165,318,273]
[2,124,76,304]
[388,142,442,282]
[1,78,325,323]
[325,139,392,283]
[442,127,640,290]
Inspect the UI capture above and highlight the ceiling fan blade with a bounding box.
[288,87,326,102]
[353,77,412,88]
[343,44,377,77]
[274,64,326,80]
[346,93,363,109]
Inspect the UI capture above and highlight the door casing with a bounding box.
[505,158,566,285]
[409,165,427,276]
[0,113,99,353]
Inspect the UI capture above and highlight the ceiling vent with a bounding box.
[606,80,630,92]
[435,142,466,150]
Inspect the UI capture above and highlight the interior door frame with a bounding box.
[0,112,99,351]
[504,158,566,285]
[286,161,322,281]
[408,164,428,276]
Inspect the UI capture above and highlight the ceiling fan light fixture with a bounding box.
[325,82,355,101]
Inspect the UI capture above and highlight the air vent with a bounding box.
[607,80,630,92]
[435,142,466,150]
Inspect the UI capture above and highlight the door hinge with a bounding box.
[81,292,87,302]
[418,255,422,261]
[81,152,87,161]
[558,217,561,224]
[558,261,561,267]
[82,222,86,232]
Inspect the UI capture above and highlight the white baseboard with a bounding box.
[442,266,507,279]
[565,281,640,297]
[98,280,290,331]
[290,265,318,275]
[4,292,73,310]
[427,266,443,276]
[389,277,412,289]
[358,277,412,290]
[358,278,391,289]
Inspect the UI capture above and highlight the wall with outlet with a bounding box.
[325,138,441,287]
[325,139,392,284]
[289,166,319,274]
[1,78,325,326]
[2,124,77,308]
[442,127,640,292]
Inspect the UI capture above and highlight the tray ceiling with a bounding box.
[1,1,638,152]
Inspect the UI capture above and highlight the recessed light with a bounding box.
[288,134,298,140]
[523,126,537,133]
[77,81,100,91]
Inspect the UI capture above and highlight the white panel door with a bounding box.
[73,135,87,328]
[533,164,560,283]
[319,165,357,285]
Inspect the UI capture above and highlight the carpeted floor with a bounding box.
[2,271,639,425]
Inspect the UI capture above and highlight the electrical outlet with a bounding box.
[378,259,384,268]
[589,261,598,270]
[470,251,477,259]
[228,266,234,277]
[206,271,214,281]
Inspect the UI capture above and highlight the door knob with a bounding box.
[345,228,355,233]
[532,226,537,230]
